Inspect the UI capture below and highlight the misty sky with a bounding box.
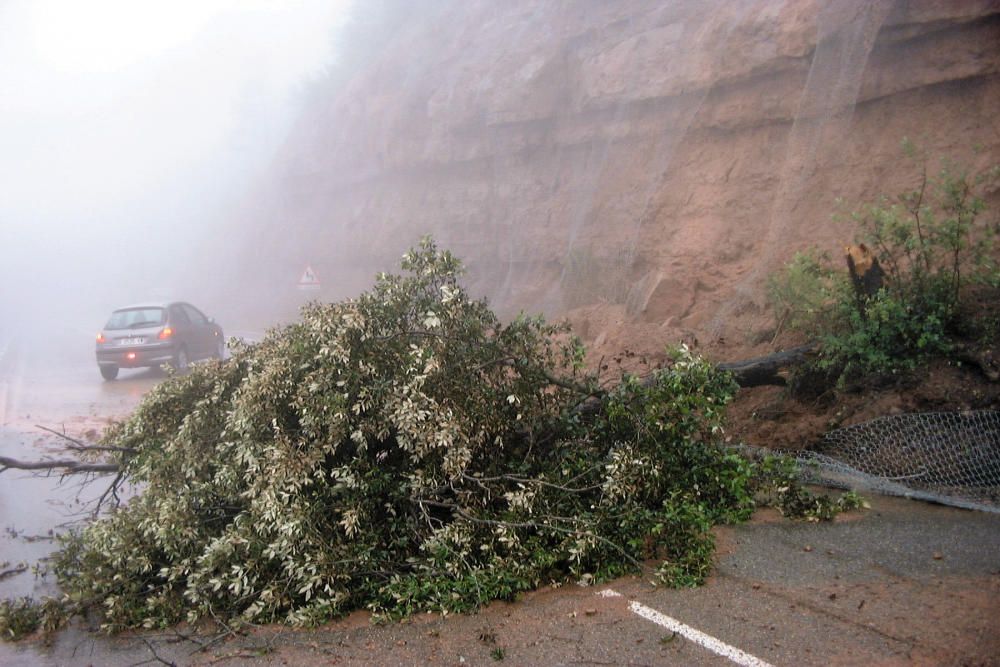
[0,0,351,328]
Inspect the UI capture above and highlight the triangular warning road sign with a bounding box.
[298,264,320,290]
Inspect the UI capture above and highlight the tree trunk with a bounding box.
[717,343,817,388]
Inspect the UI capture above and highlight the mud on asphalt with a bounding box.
[2,493,998,667]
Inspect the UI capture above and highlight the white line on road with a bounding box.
[600,589,776,667]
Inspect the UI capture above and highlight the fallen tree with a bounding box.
[1,239,860,639]
[716,344,816,388]
[1,343,821,478]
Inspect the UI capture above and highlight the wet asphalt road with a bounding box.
[0,330,158,603]
[1,331,999,666]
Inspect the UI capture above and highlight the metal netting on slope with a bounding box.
[788,410,1000,513]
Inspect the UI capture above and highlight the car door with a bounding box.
[181,303,214,359]
[167,304,196,357]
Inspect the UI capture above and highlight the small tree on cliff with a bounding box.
[769,144,999,384]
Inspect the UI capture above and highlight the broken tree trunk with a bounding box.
[0,455,119,474]
[953,342,1000,382]
[0,428,130,475]
[717,343,816,388]
[846,243,886,319]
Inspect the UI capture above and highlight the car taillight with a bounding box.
[96,333,106,343]
[158,327,173,340]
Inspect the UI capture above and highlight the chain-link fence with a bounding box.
[740,410,1000,513]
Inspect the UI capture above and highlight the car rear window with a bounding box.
[105,307,165,330]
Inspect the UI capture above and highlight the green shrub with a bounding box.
[770,144,998,384]
[767,249,844,339]
[0,598,43,641]
[0,597,67,641]
[750,455,868,521]
[814,288,952,382]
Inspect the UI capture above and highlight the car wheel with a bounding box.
[100,365,119,381]
[172,347,190,373]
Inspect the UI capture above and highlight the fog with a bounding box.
[0,0,996,642]
[0,0,352,338]
[1,0,995,374]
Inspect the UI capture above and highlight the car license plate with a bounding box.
[119,337,145,345]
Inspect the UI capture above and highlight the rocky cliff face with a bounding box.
[242,0,1000,360]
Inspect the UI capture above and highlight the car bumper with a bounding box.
[96,343,176,368]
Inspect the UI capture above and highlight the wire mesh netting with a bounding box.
[778,410,1000,513]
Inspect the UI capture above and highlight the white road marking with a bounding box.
[600,589,776,667]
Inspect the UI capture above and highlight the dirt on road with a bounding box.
[2,331,998,666]
[2,494,998,667]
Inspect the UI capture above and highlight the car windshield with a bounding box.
[105,307,166,330]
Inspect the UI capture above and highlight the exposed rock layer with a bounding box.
[242,0,1000,360]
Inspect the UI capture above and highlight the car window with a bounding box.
[169,305,191,325]
[182,304,208,325]
[105,308,165,330]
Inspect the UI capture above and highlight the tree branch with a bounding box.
[0,456,119,474]
[417,499,640,568]
[35,424,136,454]
[716,343,817,387]
[0,564,28,581]
[543,370,604,398]
[1,344,817,480]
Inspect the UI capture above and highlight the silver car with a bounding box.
[95,301,224,380]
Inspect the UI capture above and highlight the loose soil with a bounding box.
[724,283,1000,451]
[6,494,998,667]
[725,357,1000,453]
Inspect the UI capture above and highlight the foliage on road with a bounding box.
[1,239,857,639]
